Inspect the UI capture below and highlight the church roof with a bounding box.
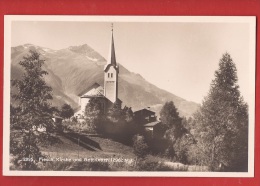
[110,32,117,66]
[104,26,118,72]
[78,83,104,97]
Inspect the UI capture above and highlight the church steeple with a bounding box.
[104,23,119,72]
[104,23,119,103]
[109,24,117,66]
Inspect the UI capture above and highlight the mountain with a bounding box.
[10,44,199,117]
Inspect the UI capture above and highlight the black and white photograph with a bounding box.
[3,16,256,177]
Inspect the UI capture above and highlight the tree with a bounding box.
[85,97,105,132]
[160,101,187,159]
[123,106,134,123]
[121,106,138,144]
[10,104,21,130]
[160,101,184,141]
[173,133,194,164]
[160,101,182,129]
[107,100,124,123]
[133,135,149,158]
[10,50,55,170]
[60,103,74,119]
[191,53,248,171]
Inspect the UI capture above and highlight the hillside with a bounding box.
[39,133,208,171]
[40,133,135,160]
[10,44,199,117]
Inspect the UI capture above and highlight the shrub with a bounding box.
[173,134,194,164]
[62,120,96,134]
[133,135,149,158]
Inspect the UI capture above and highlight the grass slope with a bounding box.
[40,133,135,160]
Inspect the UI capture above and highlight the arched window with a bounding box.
[111,73,113,78]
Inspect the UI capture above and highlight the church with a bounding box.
[74,26,122,118]
[73,25,164,138]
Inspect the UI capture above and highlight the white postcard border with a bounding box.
[3,15,256,177]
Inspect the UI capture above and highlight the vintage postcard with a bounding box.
[3,16,256,177]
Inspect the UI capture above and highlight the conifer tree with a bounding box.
[160,101,187,159]
[160,101,183,140]
[190,53,248,171]
[10,50,55,170]
[160,101,181,128]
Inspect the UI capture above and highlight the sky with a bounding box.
[11,20,253,104]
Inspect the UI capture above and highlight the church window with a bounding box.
[108,73,110,78]
[111,73,113,78]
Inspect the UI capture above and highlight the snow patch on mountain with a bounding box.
[86,56,98,62]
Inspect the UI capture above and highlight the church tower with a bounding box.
[104,24,119,103]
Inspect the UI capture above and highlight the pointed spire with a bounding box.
[109,23,117,66]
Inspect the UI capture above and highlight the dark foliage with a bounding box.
[60,103,74,119]
[133,135,149,158]
[160,101,182,129]
[10,50,56,170]
[84,97,106,133]
[189,53,248,171]
[159,101,190,160]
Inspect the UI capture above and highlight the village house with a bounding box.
[133,108,165,138]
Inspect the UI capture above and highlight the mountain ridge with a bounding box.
[10,44,199,117]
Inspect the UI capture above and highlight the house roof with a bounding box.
[134,108,155,115]
[143,121,161,127]
[52,114,63,120]
[78,83,104,97]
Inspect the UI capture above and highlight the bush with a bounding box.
[62,120,96,134]
[133,135,149,158]
[60,104,74,119]
[146,138,169,155]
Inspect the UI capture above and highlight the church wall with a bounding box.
[80,97,90,114]
[74,109,83,118]
[104,66,117,82]
[105,82,115,102]
[104,66,118,103]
